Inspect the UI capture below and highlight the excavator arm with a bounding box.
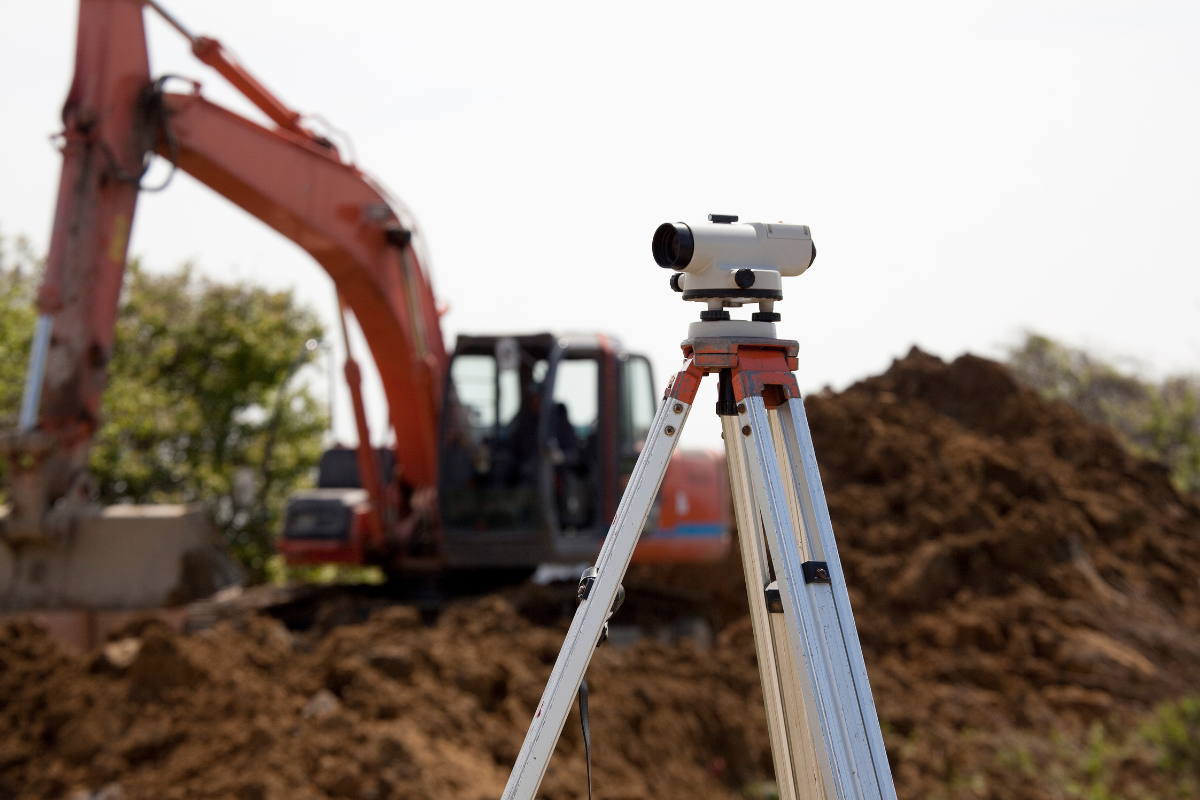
[3,0,446,543]
[156,90,446,488]
[3,0,732,597]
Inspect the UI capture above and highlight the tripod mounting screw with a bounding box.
[672,402,684,414]
[741,425,752,437]
[664,425,676,436]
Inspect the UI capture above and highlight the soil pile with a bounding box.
[0,601,769,800]
[4,349,1200,800]
[814,349,1200,795]
[636,348,1200,795]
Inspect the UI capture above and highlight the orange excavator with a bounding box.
[0,0,729,609]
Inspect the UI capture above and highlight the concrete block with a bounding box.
[0,504,236,610]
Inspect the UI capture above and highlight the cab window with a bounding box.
[621,356,655,448]
[552,358,599,436]
[549,356,600,534]
[441,351,545,531]
[450,355,497,433]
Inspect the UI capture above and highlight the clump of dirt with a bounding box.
[4,348,1200,800]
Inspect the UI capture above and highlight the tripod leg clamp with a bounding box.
[578,566,625,646]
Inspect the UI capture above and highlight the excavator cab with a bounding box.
[280,332,729,572]
[439,333,652,566]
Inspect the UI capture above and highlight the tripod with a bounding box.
[501,218,896,800]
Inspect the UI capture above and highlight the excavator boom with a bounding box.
[156,90,446,486]
[12,0,446,510]
[1,0,447,604]
[1,1,730,611]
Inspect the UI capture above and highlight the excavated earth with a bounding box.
[4,349,1200,800]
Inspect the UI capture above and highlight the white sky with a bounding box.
[2,0,1198,451]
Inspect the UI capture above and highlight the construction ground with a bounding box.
[4,349,1200,800]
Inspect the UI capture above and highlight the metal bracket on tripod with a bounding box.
[500,219,897,800]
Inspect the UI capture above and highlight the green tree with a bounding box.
[0,237,328,580]
[91,263,328,578]
[1008,333,1200,495]
[0,231,41,495]
[0,232,39,421]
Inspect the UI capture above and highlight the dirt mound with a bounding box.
[634,348,1200,795]
[0,599,768,800]
[818,349,1200,795]
[3,348,1200,800]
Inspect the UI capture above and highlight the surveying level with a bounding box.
[501,216,897,800]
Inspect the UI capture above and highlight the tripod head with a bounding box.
[653,214,815,338]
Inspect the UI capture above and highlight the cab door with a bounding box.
[616,353,656,488]
[439,336,554,566]
[540,343,605,560]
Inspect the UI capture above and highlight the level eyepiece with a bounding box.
[652,222,694,269]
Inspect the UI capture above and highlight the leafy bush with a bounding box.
[0,231,41,495]
[0,232,39,430]
[1144,696,1200,788]
[1008,333,1200,495]
[91,263,328,578]
[0,234,328,580]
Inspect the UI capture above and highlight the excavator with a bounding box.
[0,0,730,612]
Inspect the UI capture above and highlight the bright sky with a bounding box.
[2,0,1198,450]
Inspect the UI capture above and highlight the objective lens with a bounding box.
[652,222,694,268]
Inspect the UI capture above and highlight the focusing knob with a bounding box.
[669,273,684,293]
[734,269,755,289]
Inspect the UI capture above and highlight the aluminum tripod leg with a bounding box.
[500,390,692,800]
[500,339,896,800]
[723,413,827,800]
[734,394,897,800]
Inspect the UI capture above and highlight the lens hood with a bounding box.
[652,222,694,269]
